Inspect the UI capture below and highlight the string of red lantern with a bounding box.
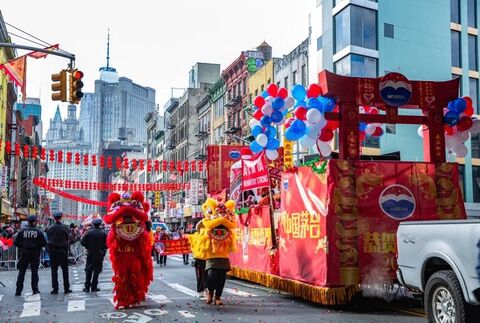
[0,140,207,173]
[33,177,188,192]
[33,180,108,207]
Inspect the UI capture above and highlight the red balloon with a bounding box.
[457,116,473,131]
[333,105,340,112]
[319,128,334,142]
[253,109,263,121]
[464,106,474,117]
[285,117,295,128]
[253,96,265,108]
[267,83,278,97]
[307,84,322,98]
[294,107,307,121]
[463,96,473,108]
[359,132,366,142]
[444,125,454,135]
[372,127,384,137]
[277,88,288,99]
[325,120,339,130]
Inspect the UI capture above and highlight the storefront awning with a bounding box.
[1,198,13,217]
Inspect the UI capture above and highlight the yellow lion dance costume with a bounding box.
[190,198,237,306]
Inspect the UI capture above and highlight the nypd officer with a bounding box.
[46,212,72,294]
[81,218,107,292]
[14,215,47,296]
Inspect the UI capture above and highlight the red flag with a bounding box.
[27,44,59,59]
[0,56,27,99]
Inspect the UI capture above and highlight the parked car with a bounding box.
[396,220,480,322]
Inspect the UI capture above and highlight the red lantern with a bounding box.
[83,153,89,166]
[162,160,167,172]
[169,161,175,172]
[23,145,29,158]
[66,152,72,164]
[116,157,122,169]
[32,146,38,159]
[91,154,97,166]
[99,155,105,168]
[191,160,196,172]
[49,149,54,161]
[198,160,203,172]
[5,141,11,155]
[40,147,46,160]
[75,153,80,165]
[147,160,152,172]
[57,151,63,163]
[107,156,113,169]
[154,160,160,172]
[132,159,137,170]
[177,161,182,172]
[183,160,189,172]
[123,158,129,170]
[139,159,145,171]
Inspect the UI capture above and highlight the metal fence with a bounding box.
[0,245,18,270]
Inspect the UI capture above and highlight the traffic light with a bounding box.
[69,69,84,103]
[51,69,67,101]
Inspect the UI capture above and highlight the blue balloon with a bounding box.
[359,122,367,131]
[307,98,321,109]
[265,125,276,138]
[261,90,269,98]
[266,138,280,150]
[290,120,307,136]
[444,111,460,126]
[285,127,303,141]
[271,110,283,123]
[292,84,307,101]
[294,100,307,108]
[251,125,263,138]
[320,97,335,112]
[260,116,272,127]
[272,97,285,110]
[452,98,467,113]
[250,141,264,154]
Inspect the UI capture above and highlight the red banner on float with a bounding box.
[155,238,191,255]
[242,153,269,191]
[279,160,465,287]
[230,206,277,274]
[207,145,246,194]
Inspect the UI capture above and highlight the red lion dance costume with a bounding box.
[104,192,153,309]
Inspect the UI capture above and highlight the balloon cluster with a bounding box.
[284,84,338,157]
[249,83,294,160]
[358,106,384,141]
[437,96,479,157]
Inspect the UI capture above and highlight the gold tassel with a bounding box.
[228,267,359,305]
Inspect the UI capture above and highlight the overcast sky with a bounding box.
[1,0,312,134]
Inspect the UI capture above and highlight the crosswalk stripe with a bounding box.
[147,293,172,304]
[20,300,41,317]
[178,310,195,318]
[67,300,85,312]
[166,283,197,297]
[169,256,183,262]
[0,294,3,302]
[24,293,41,302]
[224,288,257,297]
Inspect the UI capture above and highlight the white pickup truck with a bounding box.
[396,220,480,322]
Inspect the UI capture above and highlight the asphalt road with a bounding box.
[0,255,426,322]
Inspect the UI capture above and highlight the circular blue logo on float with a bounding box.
[283,179,289,190]
[229,150,241,160]
[379,73,412,107]
[379,184,416,220]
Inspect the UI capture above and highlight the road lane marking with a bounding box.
[166,283,197,297]
[147,293,172,304]
[20,300,41,317]
[67,300,85,312]
[24,293,41,302]
[178,310,195,318]
[224,288,257,297]
[0,295,3,302]
[169,256,183,262]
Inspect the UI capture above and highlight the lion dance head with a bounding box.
[103,192,153,309]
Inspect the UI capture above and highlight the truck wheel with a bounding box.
[425,270,466,323]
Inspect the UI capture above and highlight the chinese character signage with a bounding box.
[283,140,293,168]
[207,145,246,194]
[242,153,269,191]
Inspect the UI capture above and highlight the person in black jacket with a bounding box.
[14,215,47,296]
[46,212,72,294]
[81,218,108,292]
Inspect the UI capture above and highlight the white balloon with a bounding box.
[265,96,274,104]
[372,123,382,127]
[445,135,456,149]
[365,124,376,135]
[265,149,279,160]
[317,116,327,130]
[256,133,268,147]
[300,136,316,148]
[306,109,322,124]
[249,118,260,128]
[452,143,468,158]
[470,119,480,134]
[454,130,470,143]
[318,141,332,157]
[284,97,295,109]
[262,104,273,116]
[417,125,425,138]
[307,124,322,139]
[275,119,286,126]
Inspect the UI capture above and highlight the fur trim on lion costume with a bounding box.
[190,198,237,260]
[103,192,153,309]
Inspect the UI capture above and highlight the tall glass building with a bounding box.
[309,0,480,206]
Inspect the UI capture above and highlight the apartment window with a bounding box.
[469,35,478,70]
[261,84,264,92]
[385,124,396,134]
[301,64,306,85]
[472,134,480,158]
[451,31,461,68]
[451,0,461,23]
[384,23,394,38]
[317,36,323,51]
[468,0,476,27]
[277,81,281,89]
[363,136,380,148]
[284,76,289,89]
[292,70,297,85]
[470,77,479,113]
[335,54,377,77]
[335,5,377,53]
[242,79,247,95]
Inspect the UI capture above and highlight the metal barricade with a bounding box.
[68,241,85,265]
[0,245,19,270]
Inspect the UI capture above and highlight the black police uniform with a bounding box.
[80,225,107,292]
[13,222,47,295]
[46,220,71,293]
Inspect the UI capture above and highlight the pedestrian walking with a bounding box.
[191,220,207,298]
[46,212,72,294]
[153,227,162,264]
[81,218,107,292]
[13,215,47,296]
[179,228,190,265]
[158,228,169,266]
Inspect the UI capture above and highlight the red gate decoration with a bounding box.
[207,145,246,194]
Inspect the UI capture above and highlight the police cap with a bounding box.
[92,218,102,226]
[27,215,37,222]
[53,212,63,219]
